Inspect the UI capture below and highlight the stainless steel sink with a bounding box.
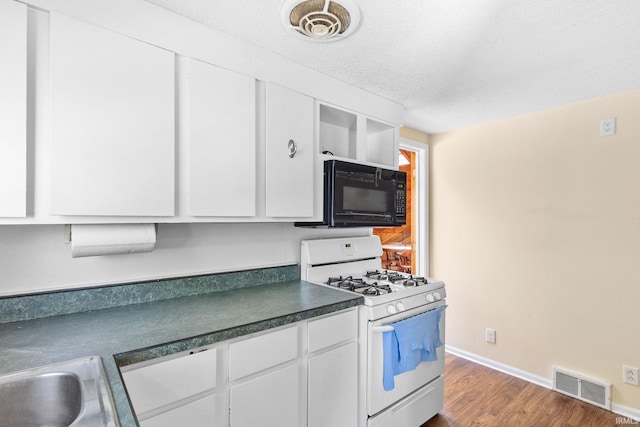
[0,356,119,427]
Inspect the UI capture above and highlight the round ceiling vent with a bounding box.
[281,0,361,42]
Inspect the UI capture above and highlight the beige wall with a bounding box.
[400,126,429,144]
[431,89,640,409]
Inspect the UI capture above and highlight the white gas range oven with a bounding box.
[301,235,446,427]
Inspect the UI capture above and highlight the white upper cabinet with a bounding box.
[49,13,175,216]
[319,102,398,169]
[0,1,401,224]
[365,117,397,166]
[0,0,27,218]
[188,58,256,216]
[265,83,315,218]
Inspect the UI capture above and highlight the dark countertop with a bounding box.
[0,280,362,427]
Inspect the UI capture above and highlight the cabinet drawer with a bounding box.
[229,326,298,380]
[308,308,357,353]
[122,349,217,415]
[140,394,215,427]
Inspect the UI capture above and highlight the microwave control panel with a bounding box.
[396,190,406,215]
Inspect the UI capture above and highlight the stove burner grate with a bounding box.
[326,271,433,296]
[327,275,394,296]
[358,282,392,296]
[365,270,404,282]
[402,275,430,286]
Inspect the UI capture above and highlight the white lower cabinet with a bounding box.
[121,308,358,426]
[140,395,216,427]
[308,342,358,427]
[121,348,218,425]
[230,364,300,427]
[308,309,359,427]
[228,325,300,427]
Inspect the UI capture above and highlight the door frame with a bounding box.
[398,137,429,276]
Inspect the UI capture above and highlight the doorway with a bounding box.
[373,138,428,276]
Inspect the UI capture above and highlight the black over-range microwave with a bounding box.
[295,160,407,228]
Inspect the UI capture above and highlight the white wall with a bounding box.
[0,223,368,296]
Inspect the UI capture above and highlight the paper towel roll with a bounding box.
[71,224,156,258]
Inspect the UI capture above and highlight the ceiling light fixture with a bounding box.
[281,0,361,42]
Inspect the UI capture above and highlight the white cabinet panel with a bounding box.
[229,326,297,380]
[308,308,357,353]
[188,59,256,216]
[121,310,359,427]
[49,13,174,216]
[0,0,27,217]
[308,309,359,427]
[140,395,215,427]
[122,349,217,415]
[230,364,300,427]
[319,102,398,168]
[308,342,358,427]
[265,83,314,218]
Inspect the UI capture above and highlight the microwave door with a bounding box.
[333,179,396,227]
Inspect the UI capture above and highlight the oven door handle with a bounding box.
[371,325,394,333]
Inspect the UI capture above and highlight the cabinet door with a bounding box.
[308,342,358,427]
[0,0,27,218]
[49,13,174,216]
[265,83,314,218]
[308,309,358,427]
[188,59,256,216]
[230,364,300,427]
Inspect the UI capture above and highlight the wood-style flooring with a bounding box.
[421,353,621,427]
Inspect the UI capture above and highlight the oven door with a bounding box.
[367,301,446,417]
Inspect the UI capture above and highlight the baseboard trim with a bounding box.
[445,345,552,389]
[611,403,640,422]
[445,345,640,422]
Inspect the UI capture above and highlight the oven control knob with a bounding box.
[434,292,442,300]
[395,302,405,311]
[386,304,397,314]
[426,294,435,303]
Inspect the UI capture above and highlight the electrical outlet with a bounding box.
[600,118,616,136]
[623,366,639,386]
[485,328,496,344]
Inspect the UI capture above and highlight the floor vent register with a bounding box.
[552,366,611,410]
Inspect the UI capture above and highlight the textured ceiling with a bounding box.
[143,0,640,134]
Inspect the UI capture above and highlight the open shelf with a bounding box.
[319,104,357,159]
[366,118,395,165]
[318,103,397,168]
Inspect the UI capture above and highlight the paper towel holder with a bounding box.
[64,224,159,244]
